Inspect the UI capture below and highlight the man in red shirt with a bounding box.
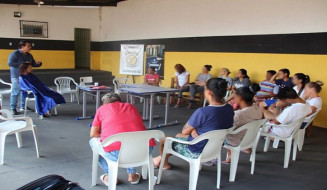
[89,93,156,186]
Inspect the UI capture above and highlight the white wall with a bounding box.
[0,4,101,41]
[100,0,327,41]
[1,0,327,42]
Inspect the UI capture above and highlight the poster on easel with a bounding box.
[120,44,144,75]
[145,45,165,79]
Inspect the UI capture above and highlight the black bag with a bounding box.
[17,175,84,190]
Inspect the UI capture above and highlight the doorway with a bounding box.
[74,28,91,69]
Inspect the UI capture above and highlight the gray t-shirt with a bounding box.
[218,76,233,87]
[233,77,251,89]
[197,73,212,82]
[225,105,263,146]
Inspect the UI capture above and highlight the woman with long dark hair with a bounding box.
[19,63,66,117]
[232,69,251,90]
[292,73,310,99]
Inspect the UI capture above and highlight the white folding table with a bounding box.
[120,84,179,128]
[76,85,113,120]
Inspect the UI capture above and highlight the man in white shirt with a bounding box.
[259,87,312,138]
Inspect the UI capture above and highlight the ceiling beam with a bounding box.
[0,0,125,6]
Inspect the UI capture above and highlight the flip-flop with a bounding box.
[130,173,141,185]
[153,163,171,170]
[100,174,108,186]
[222,161,231,165]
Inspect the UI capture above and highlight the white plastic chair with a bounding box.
[256,117,305,168]
[91,130,165,190]
[297,112,319,151]
[0,109,40,165]
[157,129,229,190]
[0,79,12,107]
[273,112,319,152]
[112,77,133,94]
[24,91,57,120]
[223,119,267,182]
[54,77,79,103]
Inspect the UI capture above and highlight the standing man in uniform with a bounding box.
[7,40,42,115]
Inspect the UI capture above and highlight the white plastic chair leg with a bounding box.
[216,152,221,189]
[91,151,99,186]
[15,132,23,148]
[142,165,148,180]
[76,92,80,104]
[297,130,305,151]
[148,156,154,190]
[70,93,73,102]
[292,138,298,161]
[263,137,270,152]
[32,126,40,158]
[229,149,240,182]
[250,146,256,174]
[0,133,7,165]
[108,164,119,190]
[284,140,292,168]
[156,151,167,184]
[54,107,58,115]
[24,99,28,117]
[189,161,201,190]
[273,139,280,148]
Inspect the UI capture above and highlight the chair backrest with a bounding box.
[54,77,77,92]
[224,90,232,100]
[231,119,267,149]
[302,111,319,130]
[188,129,229,161]
[80,76,93,85]
[101,130,165,167]
[0,79,12,89]
[287,117,306,137]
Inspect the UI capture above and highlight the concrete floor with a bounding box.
[0,93,327,190]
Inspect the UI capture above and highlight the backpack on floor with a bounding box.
[16,174,84,190]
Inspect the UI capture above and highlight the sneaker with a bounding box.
[11,109,19,115]
[202,161,214,166]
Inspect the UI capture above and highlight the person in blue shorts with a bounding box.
[153,78,234,169]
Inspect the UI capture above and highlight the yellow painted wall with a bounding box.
[90,51,101,70]
[0,49,75,69]
[99,51,327,128]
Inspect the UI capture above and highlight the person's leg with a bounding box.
[176,86,189,106]
[195,86,204,94]
[10,78,20,113]
[20,91,27,110]
[189,85,197,99]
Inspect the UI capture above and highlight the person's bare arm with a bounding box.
[181,122,195,136]
[144,76,148,84]
[175,76,180,89]
[307,106,317,117]
[259,102,281,124]
[90,126,101,138]
[269,73,278,83]
[181,74,190,88]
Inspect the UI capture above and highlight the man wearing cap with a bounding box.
[7,40,42,115]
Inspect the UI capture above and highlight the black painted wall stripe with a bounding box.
[1,32,327,54]
[0,38,74,50]
[98,32,327,54]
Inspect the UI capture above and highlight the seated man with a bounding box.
[259,87,312,138]
[153,78,234,169]
[19,63,65,117]
[89,93,156,186]
[255,70,278,100]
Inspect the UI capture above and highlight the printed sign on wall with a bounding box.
[120,44,144,75]
[145,45,165,79]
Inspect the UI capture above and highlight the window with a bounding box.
[20,20,48,38]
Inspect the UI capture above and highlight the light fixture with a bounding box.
[34,0,45,7]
